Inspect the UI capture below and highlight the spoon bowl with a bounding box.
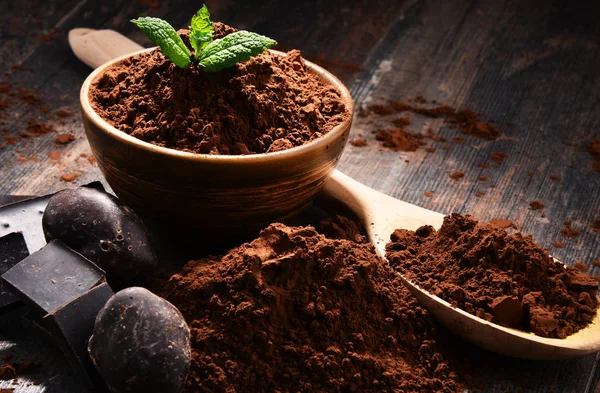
[75,31,353,230]
[321,171,600,360]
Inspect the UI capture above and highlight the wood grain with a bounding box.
[1,0,600,392]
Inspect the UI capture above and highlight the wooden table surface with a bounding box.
[1,0,599,392]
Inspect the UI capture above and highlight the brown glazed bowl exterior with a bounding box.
[80,48,354,231]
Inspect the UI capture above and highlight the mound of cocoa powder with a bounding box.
[161,223,461,392]
[90,24,349,155]
[385,213,599,338]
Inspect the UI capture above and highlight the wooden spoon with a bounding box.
[322,171,600,360]
[69,29,600,360]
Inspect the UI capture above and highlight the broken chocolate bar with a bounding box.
[1,240,105,315]
[43,282,114,389]
[0,232,29,311]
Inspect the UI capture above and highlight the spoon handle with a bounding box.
[69,28,144,68]
[322,170,445,256]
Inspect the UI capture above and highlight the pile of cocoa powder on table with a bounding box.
[158,216,463,393]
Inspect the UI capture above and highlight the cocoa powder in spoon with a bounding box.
[386,213,598,338]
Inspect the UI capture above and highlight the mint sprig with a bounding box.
[189,5,213,59]
[132,5,277,72]
[131,17,191,68]
[198,31,278,72]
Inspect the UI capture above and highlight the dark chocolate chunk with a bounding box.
[89,287,191,393]
[0,232,29,310]
[0,182,105,253]
[1,240,105,314]
[42,187,157,290]
[43,282,114,389]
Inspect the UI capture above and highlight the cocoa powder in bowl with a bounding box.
[90,24,349,155]
[160,223,462,392]
[386,213,599,339]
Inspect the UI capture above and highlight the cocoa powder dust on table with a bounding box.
[593,219,600,233]
[161,223,462,393]
[349,138,368,147]
[362,100,500,140]
[90,24,349,155]
[588,140,600,172]
[54,133,75,145]
[529,200,544,210]
[21,120,54,138]
[60,173,79,182]
[561,221,581,238]
[450,171,464,181]
[386,214,599,338]
[373,128,424,151]
[486,218,517,229]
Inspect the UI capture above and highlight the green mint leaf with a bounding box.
[198,31,277,72]
[189,4,213,59]
[131,17,191,68]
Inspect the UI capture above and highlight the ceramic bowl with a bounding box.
[80,49,354,231]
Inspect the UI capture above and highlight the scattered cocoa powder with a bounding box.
[349,138,368,147]
[4,136,16,145]
[392,116,410,127]
[22,121,54,138]
[48,151,61,161]
[593,260,600,268]
[529,200,544,210]
[549,174,561,181]
[575,263,589,272]
[373,128,424,151]
[90,26,349,155]
[490,152,507,164]
[487,218,517,229]
[561,221,581,238]
[424,190,434,198]
[364,100,500,141]
[474,191,485,197]
[0,84,11,94]
[0,388,15,393]
[386,214,599,338]
[54,133,75,145]
[592,219,600,233]
[588,140,600,173]
[60,173,79,182]
[447,109,500,140]
[553,241,565,248]
[17,88,38,105]
[54,109,73,118]
[161,223,462,392]
[450,171,464,181]
[478,176,488,182]
[365,103,394,116]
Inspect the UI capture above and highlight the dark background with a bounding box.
[1,0,599,391]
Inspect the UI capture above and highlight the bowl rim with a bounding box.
[80,48,355,163]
